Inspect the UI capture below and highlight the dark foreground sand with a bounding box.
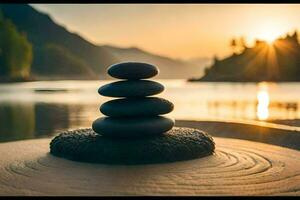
[0,121,300,196]
[176,120,300,150]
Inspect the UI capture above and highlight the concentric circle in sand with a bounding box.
[0,137,299,195]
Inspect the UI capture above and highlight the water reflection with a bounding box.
[0,102,100,142]
[0,103,35,142]
[0,80,300,142]
[257,83,270,120]
[207,100,299,121]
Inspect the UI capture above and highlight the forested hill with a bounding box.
[191,32,300,82]
[0,4,208,80]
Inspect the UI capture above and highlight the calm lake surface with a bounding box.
[1,80,300,142]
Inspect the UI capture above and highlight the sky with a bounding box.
[31,4,300,60]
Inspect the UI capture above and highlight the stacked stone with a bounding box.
[92,62,175,138]
[50,62,215,164]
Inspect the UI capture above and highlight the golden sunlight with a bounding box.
[255,21,285,44]
[256,83,270,120]
[260,32,278,44]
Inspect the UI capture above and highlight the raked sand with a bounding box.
[0,134,300,195]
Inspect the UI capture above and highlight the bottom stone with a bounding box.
[50,127,215,165]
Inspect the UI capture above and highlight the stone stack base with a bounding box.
[50,127,215,165]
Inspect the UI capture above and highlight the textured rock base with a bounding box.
[50,127,215,165]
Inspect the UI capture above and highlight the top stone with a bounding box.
[107,62,159,80]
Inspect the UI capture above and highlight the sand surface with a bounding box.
[0,136,300,196]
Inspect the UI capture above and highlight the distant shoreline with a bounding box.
[0,77,100,83]
[187,78,300,83]
[0,77,36,83]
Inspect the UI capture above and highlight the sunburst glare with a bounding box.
[254,20,287,45]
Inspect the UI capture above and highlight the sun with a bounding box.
[255,22,285,44]
[259,31,279,44]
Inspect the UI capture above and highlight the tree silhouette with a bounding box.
[230,38,237,54]
[239,37,247,50]
[197,30,300,82]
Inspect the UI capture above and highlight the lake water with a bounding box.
[1,80,300,142]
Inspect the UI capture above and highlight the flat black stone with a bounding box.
[107,62,158,80]
[98,80,164,97]
[49,127,215,165]
[92,116,174,138]
[100,97,174,117]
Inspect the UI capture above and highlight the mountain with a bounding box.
[0,4,117,80]
[0,4,207,80]
[103,45,209,79]
[191,31,300,82]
